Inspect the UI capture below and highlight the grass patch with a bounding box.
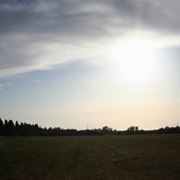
[0,135,180,180]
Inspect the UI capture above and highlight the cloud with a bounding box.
[0,0,180,78]
[34,79,40,82]
[0,82,12,90]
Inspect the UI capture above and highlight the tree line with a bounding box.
[0,118,180,136]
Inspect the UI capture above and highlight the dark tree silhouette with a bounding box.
[127,126,139,132]
[0,118,3,134]
[0,118,179,136]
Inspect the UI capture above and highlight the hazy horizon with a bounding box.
[0,0,180,130]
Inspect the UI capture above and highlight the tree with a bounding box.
[102,126,113,134]
[127,126,139,132]
[0,118,4,135]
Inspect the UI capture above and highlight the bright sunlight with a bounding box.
[107,36,161,87]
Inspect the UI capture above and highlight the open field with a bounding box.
[0,135,180,180]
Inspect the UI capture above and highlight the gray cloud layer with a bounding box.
[0,0,180,78]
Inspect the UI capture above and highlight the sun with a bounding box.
[107,37,160,87]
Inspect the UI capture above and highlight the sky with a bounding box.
[0,0,180,130]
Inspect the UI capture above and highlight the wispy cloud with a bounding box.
[34,79,40,83]
[1,0,180,78]
[0,82,12,90]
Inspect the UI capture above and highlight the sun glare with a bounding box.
[108,37,161,87]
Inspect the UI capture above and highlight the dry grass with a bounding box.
[0,135,180,180]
